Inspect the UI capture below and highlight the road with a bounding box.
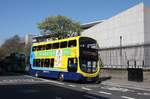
[0,75,150,99]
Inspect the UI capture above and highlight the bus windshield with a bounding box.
[79,37,98,49]
[80,58,97,73]
[79,37,98,73]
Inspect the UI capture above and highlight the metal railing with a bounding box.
[98,43,150,69]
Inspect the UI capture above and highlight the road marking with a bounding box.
[24,75,65,85]
[121,96,135,99]
[48,80,64,85]
[55,96,62,99]
[137,93,142,95]
[0,78,45,85]
[68,84,76,87]
[83,95,99,99]
[81,87,92,91]
[137,92,150,96]
[108,87,129,92]
[8,80,13,83]
[98,91,112,95]
[102,83,150,91]
[20,89,40,93]
[2,80,7,82]
[143,93,150,96]
[102,86,134,92]
[100,86,105,89]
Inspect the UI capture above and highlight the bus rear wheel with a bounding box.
[58,73,64,81]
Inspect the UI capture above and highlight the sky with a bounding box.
[0,0,150,45]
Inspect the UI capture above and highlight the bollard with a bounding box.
[134,60,136,68]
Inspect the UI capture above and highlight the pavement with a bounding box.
[101,78,150,91]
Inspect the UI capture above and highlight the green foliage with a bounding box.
[38,15,81,38]
[0,35,22,59]
[0,35,26,72]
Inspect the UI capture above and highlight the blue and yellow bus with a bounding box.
[29,36,100,82]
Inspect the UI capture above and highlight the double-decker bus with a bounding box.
[29,36,100,82]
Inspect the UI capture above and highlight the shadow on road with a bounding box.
[35,75,112,85]
[0,83,110,99]
[0,72,26,76]
[100,76,112,82]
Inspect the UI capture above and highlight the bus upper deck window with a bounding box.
[32,46,36,51]
[60,41,67,48]
[52,43,59,49]
[42,45,46,50]
[46,44,51,50]
[37,45,42,51]
[68,40,76,47]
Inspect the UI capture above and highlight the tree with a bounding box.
[0,35,26,72]
[0,35,22,59]
[38,15,81,38]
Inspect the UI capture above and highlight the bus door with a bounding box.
[67,58,77,72]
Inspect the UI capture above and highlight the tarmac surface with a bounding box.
[0,75,150,99]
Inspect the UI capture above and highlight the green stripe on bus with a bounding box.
[36,50,55,57]
[62,49,71,56]
[35,49,72,57]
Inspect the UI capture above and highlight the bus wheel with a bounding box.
[58,73,64,81]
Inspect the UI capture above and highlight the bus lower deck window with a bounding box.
[36,59,40,67]
[50,59,54,68]
[41,59,45,67]
[33,59,36,66]
[45,59,50,67]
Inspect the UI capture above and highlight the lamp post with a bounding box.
[120,36,122,67]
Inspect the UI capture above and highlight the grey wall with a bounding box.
[82,3,150,68]
[82,3,145,48]
[144,6,150,67]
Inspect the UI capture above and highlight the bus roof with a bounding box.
[32,36,96,46]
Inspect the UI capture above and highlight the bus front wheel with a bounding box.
[58,73,64,81]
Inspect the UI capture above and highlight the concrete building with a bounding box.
[81,20,104,30]
[25,33,35,45]
[82,3,150,68]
